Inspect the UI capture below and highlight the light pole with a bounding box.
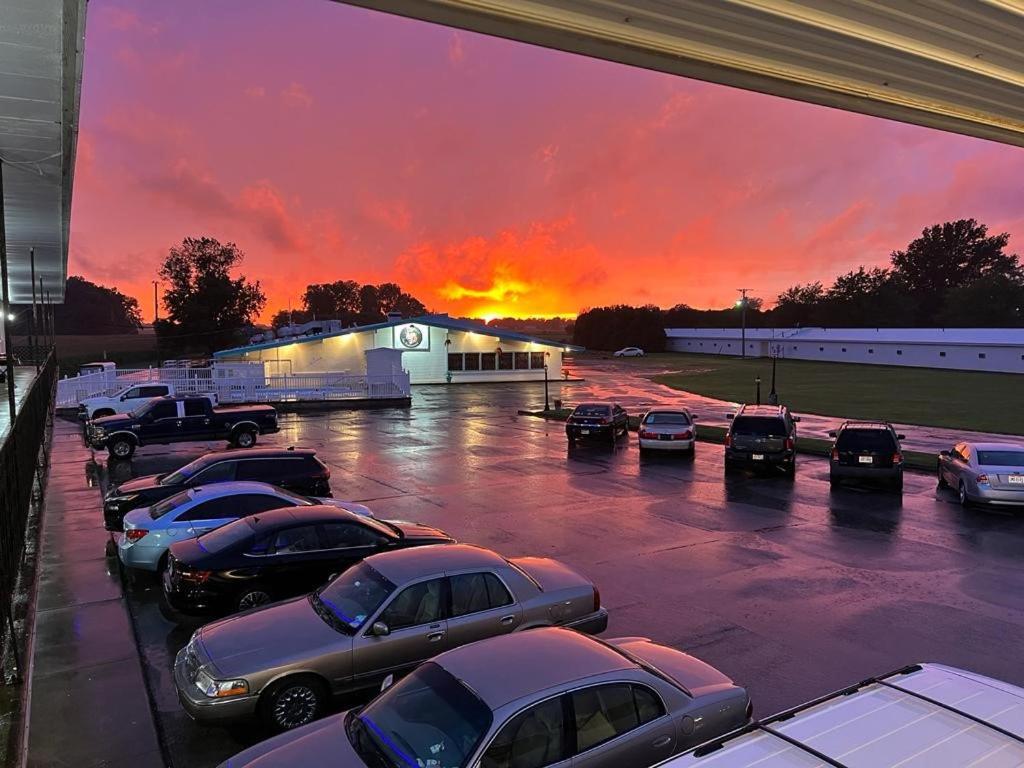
[769,344,779,405]
[152,280,159,324]
[755,376,761,405]
[543,351,550,411]
[736,288,750,359]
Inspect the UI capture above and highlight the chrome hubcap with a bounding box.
[113,442,130,457]
[239,591,270,610]
[274,685,318,729]
[238,433,254,447]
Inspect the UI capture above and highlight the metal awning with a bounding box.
[0,0,86,304]
[339,0,1024,148]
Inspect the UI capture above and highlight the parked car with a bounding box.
[118,481,372,573]
[87,395,279,459]
[163,506,454,615]
[219,627,750,768]
[828,421,906,490]
[566,403,629,446]
[174,544,609,730]
[78,382,183,420]
[938,441,1024,506]
[658,663,1024,768]
[614,347,646,357]
[102,447,332,531]
[638,409,697,455]
[724,404,799,475]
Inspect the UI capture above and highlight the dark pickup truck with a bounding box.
[87,395,279,460]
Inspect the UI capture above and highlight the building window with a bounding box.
[447,353,464,371]
[792,346,797,351]
[819,347,824,352]
[699,343,703,347]
[897,350,902,355]
[841,348,846,353]
[481,354,497,371]
[979,353,986,359]
[726,343,731,348]
[868,349,874,354]
[464,354,480,371]
[530,352,545,369]
[940,351,946,357]
[498,352,514,370]
[514,352,529,369]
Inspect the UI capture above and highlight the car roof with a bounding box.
[838,421,894,431]
[365,543,506,584]
[190,481,293,498]
[574,402,612,409]
[241,505,367,530]
[970,442,1024,452]
[658,663,1024,767]
[438,628,636,710]
[184,448,315,470]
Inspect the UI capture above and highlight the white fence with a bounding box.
[56,365,411,408]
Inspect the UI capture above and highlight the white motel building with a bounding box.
[214,314,580,384]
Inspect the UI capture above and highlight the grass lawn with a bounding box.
[611,352,1022,435]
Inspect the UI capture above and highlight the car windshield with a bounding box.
[149,490,193,520]
[645,412,690,425]
[196,517,256,554]
[347,662,492,768]
[836,429,896,452]
[977,450,1024,467]
[312,562,394,633]
[731,416,787,437]
[575,405,610,417]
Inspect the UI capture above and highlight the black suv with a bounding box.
[725,404,800,475]
[102,447,331,531]
[828,421,906,491]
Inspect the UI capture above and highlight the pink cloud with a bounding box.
[281,82,312,108]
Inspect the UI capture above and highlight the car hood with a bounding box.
[390,520,454,543]
[609,637,736,697]
[218,711,360,768]
[109,474,165,495]
[90,413,134,429]
[198,596,352,678]
[315,498,374,519]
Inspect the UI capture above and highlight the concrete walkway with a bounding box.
[23,418,163,768]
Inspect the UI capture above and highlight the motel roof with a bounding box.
[213,314,584,357]
[664,327,1024,347]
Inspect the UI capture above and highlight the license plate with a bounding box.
[859,456,874,464]
[580,429,590,435]
[1009,475,1024,485]
[659,434,672,441]
[752,453,765,461]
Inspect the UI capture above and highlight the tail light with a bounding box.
[593,587,601,611]
[181,569,212,585]
[724,434,732,448]
[639,429,654,439]
[566,416,575,425]
[893,452,903,465]
[831,448,839,461]
[314,462,331,480]
[598,418,610,425]
[784,437,794,450]
[124,529,148,543]
[680,430,693,440]
[977,474,990,484]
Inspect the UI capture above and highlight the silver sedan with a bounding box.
[938,441,1024,506]
[219,627,752,768]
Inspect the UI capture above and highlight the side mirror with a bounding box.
[691,414,699,420]
[120,395,128,401]
[370,621,390,637]
[792,416,801,423]
[726,413,735,420]
[939,450,950,457]
[380,673,394,692]
[828,430,837,438]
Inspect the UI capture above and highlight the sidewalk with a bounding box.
[23,419,163,768]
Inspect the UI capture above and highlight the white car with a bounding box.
[79,382,177,420]
[639,409,697,454]
[659,663,1024,767]
[614,346,646,357]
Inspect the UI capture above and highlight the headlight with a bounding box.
[195,670,249,698]
[107,494,138,505]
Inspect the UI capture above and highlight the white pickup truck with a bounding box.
[78,383,186,420]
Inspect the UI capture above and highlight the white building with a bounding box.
[664,327,1024,373]
[214,314,580,384]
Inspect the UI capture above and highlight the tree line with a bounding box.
[271,280,426,329]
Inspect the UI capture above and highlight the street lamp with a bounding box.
[542,351,551,411]
[736,288,750,359]
[755,376,761,405]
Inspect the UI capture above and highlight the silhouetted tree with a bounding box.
[40,276,143,334]
[572,305,666,351]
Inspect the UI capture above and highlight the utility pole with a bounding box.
[152,280,159,324]
[0,162,16,422]
[30,247,38,372]
[736,288,750,359]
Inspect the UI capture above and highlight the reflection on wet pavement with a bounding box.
[54,372,1024,768]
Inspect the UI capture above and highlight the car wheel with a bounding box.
[237,589,272,612]
[108,438,135,460]
[784,459,796,478]
[958,481,969,507]
[893,473,904,493]
[232,430,257,449]
[260,676,327,731]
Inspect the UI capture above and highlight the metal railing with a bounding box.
[1,352,56,678]
[56,365,411,408]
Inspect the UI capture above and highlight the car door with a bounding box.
[180,397,213,441]
[569,683,676,768]
[318,522,388,583]
[186,460,237,488]
[350,577,448,689]
[479,695,572,768]
[136,400,180,443]
[261,523,331,598]
[175,495,242,537]
[445,571,522,648]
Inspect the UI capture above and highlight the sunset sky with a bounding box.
[70,0,1024,322]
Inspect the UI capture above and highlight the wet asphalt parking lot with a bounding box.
[75,373,1024,768]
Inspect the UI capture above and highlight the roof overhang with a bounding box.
[337,0,1024,148]
[0,0,87,303]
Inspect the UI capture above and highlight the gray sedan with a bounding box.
[219,627,751,768]
[938,441,1024,506]
[175,544,608,731]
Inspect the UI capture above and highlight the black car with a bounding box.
[566,402,629,446]
[87,395,279,459]
[725,404,800,475]
[162,506,454,615]
[828,421,906,491]
[103,447,331,531]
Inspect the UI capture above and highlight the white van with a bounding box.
[660,663,1024,767]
